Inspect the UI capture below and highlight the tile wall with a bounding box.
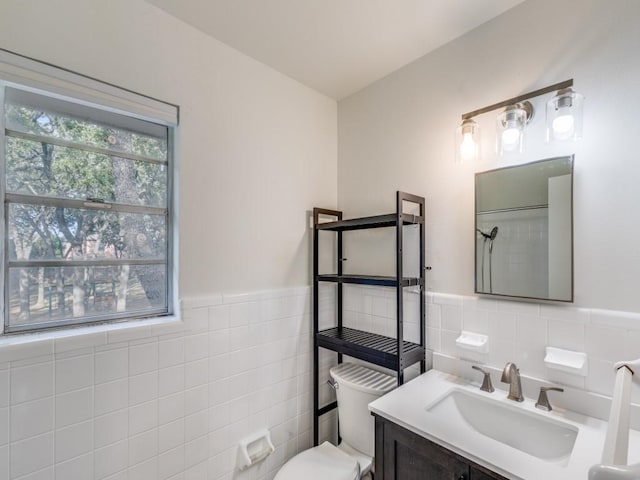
[4,282,638,480]
[343,286,640,403]
[476,209,548,298]
[341,285,422,344]
[0,286,333,480]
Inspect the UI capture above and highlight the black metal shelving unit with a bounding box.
[312,191,426,445]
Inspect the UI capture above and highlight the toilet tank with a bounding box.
[329,363,397,457]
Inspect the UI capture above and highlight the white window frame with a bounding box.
[0,48,179,335]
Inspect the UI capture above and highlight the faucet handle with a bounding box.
[535,386,564,411]
[472,365,495,393]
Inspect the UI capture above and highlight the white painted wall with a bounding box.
[338,0,640,313]
[0,0,337,298]
[0,1,337,479]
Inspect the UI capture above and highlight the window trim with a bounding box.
[0,48,178,126]
[0,49,179,335]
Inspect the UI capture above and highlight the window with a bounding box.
[0,53,177,333]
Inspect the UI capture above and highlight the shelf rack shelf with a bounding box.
[312,191,426,446]
[316,327,425,370]
[316,274,422,288]
[316,212,423,231]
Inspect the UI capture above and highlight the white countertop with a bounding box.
[369,369,640,480]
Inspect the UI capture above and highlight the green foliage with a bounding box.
[6,103,168,260]
[5,101,169,319]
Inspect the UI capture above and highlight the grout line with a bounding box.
[52,353,56,474]
[11,464,52,480]
[7,361,11,480]
[154,338,160,475]
[91,345,96,480]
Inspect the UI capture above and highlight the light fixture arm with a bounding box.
[461,79,573,121]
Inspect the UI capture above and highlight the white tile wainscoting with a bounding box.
[0,286,337,480]
[342,285,640,404]
[2,283,639,480]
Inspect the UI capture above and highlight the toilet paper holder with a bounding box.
[237,429,276,470]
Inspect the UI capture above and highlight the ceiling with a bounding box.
[147,0,525,100]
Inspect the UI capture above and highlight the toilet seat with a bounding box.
[274,441,360,480]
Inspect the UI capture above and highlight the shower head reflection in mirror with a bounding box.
[476,226,498,293]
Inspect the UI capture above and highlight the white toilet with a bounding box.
[275,363,396,480]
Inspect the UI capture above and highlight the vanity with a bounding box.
[375,414,507,479]
[369,364,640,480]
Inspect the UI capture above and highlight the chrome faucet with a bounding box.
[501,362,524,402]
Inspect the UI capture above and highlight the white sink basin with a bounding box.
[426,389,578,464]
[370,368,640,479]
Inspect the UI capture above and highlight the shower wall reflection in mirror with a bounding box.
[475,156,573,302]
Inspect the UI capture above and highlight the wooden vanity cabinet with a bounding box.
[375,415,509,480]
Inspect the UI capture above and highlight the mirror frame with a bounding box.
[474,155,574,303]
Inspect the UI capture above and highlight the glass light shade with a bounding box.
[455,119,480,164]
[546,88,584,142]
[496,104,530,155]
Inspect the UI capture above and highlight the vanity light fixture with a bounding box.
[455,118,480,163]
[456,79,581,162]
[496,102,533,155]
[546,87,584,142]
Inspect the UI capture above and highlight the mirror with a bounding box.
[475,156,573,302]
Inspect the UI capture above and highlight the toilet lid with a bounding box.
[274,442,360,480]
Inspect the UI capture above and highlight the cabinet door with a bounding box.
[381,420,469,480]
[470,466,508,480]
